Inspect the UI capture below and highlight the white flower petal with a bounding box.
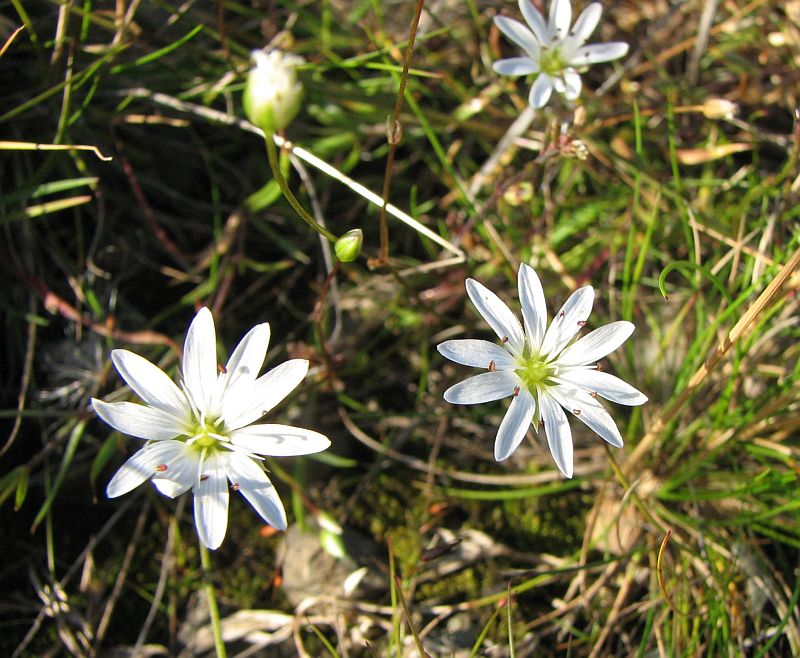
[557,369,647,405]
[540,286,594,357]
[152,476,193,498]
[152,445,197,498]
[437,340,516,369]
[466,278,526,357]
[106,440,186,498]
[570,2,602,42]
[557,320,634,366]
[540,391,573,478]
[231,424,330,457]
[182,307,218,415]
[226,453,287,530]
[494,388,535,461]
[92,399,186,441]
[571,42,629,65]
[212,323,271,414]
[529,73,554,108]
[221,359,309,430]
[563,68,582,99]
[519,264,547,349]
[548,0,572,39]
[111,350,188,418]
[493,16,541,61]
[550,386,624,448]
[519,0,549,44]
[493,57,540,76]
[443,370,519,405]
[194,453,229,550]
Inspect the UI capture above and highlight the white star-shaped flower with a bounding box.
[92,308,330,549]
[437,264,646,478]
[493,0,628,108]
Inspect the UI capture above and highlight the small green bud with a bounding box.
[334,229,363,262]
[243,50,303,134]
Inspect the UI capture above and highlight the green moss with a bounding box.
[415,566,480,602]
[494,490,591,556]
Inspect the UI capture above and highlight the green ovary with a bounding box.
[539,48,566,76]
[516,355,554,391]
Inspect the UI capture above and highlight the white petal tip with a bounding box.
[494,449,511,462]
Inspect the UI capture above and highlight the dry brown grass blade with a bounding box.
[623,244,800,477]
[0,24,25,58]
[0,140,112,161]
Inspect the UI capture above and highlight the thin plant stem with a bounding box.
[199,541,227,658]
[313,260,342,384]
[265,135,337,243]
[394,573,428,657]
[378,0,425,265]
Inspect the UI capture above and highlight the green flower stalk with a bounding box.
[243,48,362,247]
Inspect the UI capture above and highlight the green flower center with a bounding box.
[188,417,228,452]
[539,48,566,76]
[516,354,555,391]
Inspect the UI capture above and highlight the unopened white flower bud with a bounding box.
[702,98,738,121]
[243,49,304,134]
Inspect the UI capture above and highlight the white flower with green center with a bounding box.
[91,308,330,549]
[437,264,646,478]
[493,0,628,108]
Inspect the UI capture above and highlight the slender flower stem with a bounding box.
[199,541,227,658]
[378,0,425,265]
[265,135,337,243]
